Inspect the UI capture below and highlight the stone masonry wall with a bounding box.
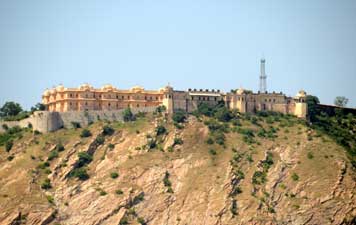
[0,106,157,133]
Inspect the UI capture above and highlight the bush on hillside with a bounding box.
[123,108,135,122]
[80,129,92,138]
[102,125,115,136]
[155,125,167,136]
[172,110,186,123]
[5,140,13,152]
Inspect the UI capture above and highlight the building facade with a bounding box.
[43,85,307,118]
[42,60,307,118]
[42,84,172,112]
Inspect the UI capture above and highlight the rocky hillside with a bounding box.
[0,111,355,225]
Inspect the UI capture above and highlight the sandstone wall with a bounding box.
[0,106,157,133]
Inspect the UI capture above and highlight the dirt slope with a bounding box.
[0,113,355,225]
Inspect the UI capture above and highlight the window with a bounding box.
[85,102,88,106]
[70,94,73,97]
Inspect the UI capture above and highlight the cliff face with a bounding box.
[0,113,355,225]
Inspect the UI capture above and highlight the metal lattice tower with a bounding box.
[259,58,267,93]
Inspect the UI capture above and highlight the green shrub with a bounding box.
[167,186,174,193]
[231,186,242,196]
[41,178,52,190]
[5,126,22,135]
[119,217,129,225]
[55,143,65,152]
[137,217,146,225]
[214,107,233,122]
[147,138,156,149]
[80,129,92,138]
[230,199,238,215]
[307,152,314,159]
[123,108,135,122]
[33,130,41,135]
[77,152,93,167]
[37,161,50,169]
[110,172,119,179]
[5,140,13,152]
[172,110,186,123]
[155,105,166,113]
[246,155,253,163]
[163,171,172,187]
[7,155,14,161]
[214,132,225,145]
[173,137,183,146]
[46,195,55,204]
[99,190,107,196]
[47,150,59,161]
[108,143,115,149]
[132,192,145,204]
[155,125,167,136]
[102,125,115,136]
[95,135,105,145]
[115,189,124,195]
[209,149,217,155]
[252,171,266,185]
[70,167,89,180]
[206,137,214,145]
[291,173,299,181]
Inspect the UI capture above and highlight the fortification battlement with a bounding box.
[188,88,221,93]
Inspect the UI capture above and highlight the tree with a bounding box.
[306,95,320,122]
[123,108,135,122]
[172,110,186,123]
[214,107,233,122]
[0,102,22,117]
[334,96,348,107]
[31,103,46,112]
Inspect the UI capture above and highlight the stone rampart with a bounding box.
[0,106,157,133]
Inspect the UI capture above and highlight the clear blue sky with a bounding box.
[1,0,355,110]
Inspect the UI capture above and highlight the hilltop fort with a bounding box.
[42,59,307,116]
[2,59,308,133]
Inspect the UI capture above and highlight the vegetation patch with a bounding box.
[110,172,119,179]
[80,129,92,138]
[163,171,173,193]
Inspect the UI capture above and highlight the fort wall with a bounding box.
[0,106,157,133]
